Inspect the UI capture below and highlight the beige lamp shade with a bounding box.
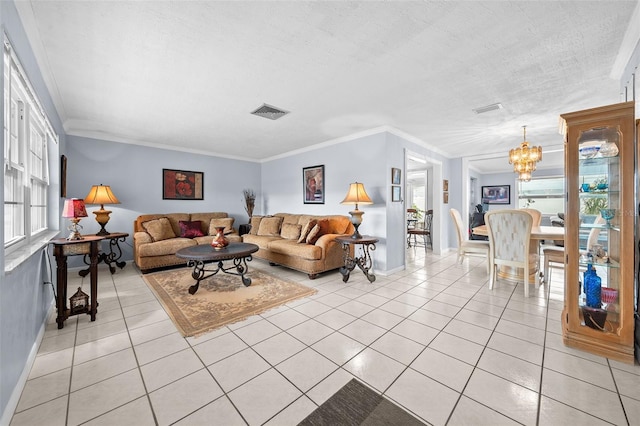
[84,184,120,236]
[341,182,373,239]
[341,182,373,206]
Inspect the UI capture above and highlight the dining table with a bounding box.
[472,225,565,283]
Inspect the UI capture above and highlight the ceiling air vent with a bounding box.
[251,103,290,120]
[472,103,503,114]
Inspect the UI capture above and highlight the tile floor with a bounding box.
[9,249,640,425]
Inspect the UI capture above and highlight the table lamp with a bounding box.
[84,184,121,236]
[62,198,88,240]
[341,182,373,239]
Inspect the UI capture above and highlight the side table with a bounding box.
[239,224,251,236]
[49,236,103,329]
[79,232,129,277]
[335,235,379,283]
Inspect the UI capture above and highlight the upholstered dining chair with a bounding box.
[485,209,537,297]
[520,208,542,226]
[449,208,489,272]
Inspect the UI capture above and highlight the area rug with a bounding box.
[143,267,317,337]
[299,379,425,425]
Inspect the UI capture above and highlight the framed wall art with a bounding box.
[163,169,204,200]
[303,165,324,204]
[60,155,67,198]
[391,168,401,185]
[481,185,511,205]
[392,185,401,202]
[443,179,449,192]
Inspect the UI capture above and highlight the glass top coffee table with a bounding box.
[175,242,259,295]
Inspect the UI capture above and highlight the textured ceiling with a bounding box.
[15,1,639,172]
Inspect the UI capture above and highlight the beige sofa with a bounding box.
[241,213,354,279]
[133,212,241,272]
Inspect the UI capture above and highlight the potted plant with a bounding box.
[581,197,607,216]
[242,189,256,221]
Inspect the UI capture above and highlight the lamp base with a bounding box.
[93,208,112,236]
[66,219,84,240]
[348,209,365,239]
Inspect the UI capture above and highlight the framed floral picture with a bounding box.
[303,165,324,204]
[163,169,204,200]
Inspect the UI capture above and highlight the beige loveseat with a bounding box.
[133,212,241,272]
[241,213,354,279]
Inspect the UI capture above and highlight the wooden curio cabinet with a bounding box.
[561,101,635,364]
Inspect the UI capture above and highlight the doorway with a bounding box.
[405,150,442,255]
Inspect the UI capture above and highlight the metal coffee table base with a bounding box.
[187,256,253,295]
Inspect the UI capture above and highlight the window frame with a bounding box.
[4,37,56,254]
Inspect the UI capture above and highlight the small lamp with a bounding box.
[62,198,88,240]
[84,184,121,236]
[341,182,373,239]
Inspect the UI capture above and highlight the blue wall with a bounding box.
[65,136,262,266]
[1,0,65,419]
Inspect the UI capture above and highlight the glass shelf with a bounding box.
[578,259,620,269]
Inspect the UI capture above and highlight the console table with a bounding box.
[335,235,378,283]
[49,236,102,329]
[79,232,129,277]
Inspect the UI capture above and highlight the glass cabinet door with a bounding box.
[561,101,634,364]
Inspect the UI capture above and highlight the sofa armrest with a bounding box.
[314,233,346,250]
[134,231,152,245]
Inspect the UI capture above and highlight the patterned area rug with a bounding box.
[143,267,317,337]
[299,379,425,425]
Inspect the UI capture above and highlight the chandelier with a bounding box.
[508,126,542,182]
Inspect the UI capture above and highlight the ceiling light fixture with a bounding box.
[508,126,542,182]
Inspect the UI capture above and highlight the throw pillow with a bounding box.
[249,216,263,235]
[142,217,176,242]
[306,219,331,244]
[257,216,283,236]
[281,223,302,240]
[209,217,235,235]
[298,219,317,243]
[178,220,204,238]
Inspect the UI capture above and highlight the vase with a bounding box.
[211,226,229,250]
[583,264,601,308]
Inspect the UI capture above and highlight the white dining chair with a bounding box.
[449,208,489,273]
[486,209,537,297]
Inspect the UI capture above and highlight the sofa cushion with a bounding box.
[257,216,283,236]
[178,220,204,238]
[142,217,177,242]
[267,239,323,260]
[249,216,263,235]
[138,238,196,256]
[209,217,235,235]
[191,212,228,235]
[298,219,317,243]
[281,223,302,240]
[306,219,331,244]
[241,233,281,250]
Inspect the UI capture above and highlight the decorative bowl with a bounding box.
[579,145,600,159]
[601,287,618,304]
[582,306,607,330]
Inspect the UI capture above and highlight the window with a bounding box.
[517,176,564,215]
[4,38,55,250]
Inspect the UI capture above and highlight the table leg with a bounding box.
[54,250,69,329]
[356,243,377,283]
[88,241,99,321]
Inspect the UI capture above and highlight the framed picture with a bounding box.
[163,169,204,200]
[443,192,449,204]
[391,168,401,185]
[481,185,511,205]
[303,165,324,204]
[60,155,67,198]
[443,179,449,192]
[392,185,401,202]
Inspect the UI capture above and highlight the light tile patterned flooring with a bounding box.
[9,249,640,425]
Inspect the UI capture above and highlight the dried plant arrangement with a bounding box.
[243,189,256,219]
